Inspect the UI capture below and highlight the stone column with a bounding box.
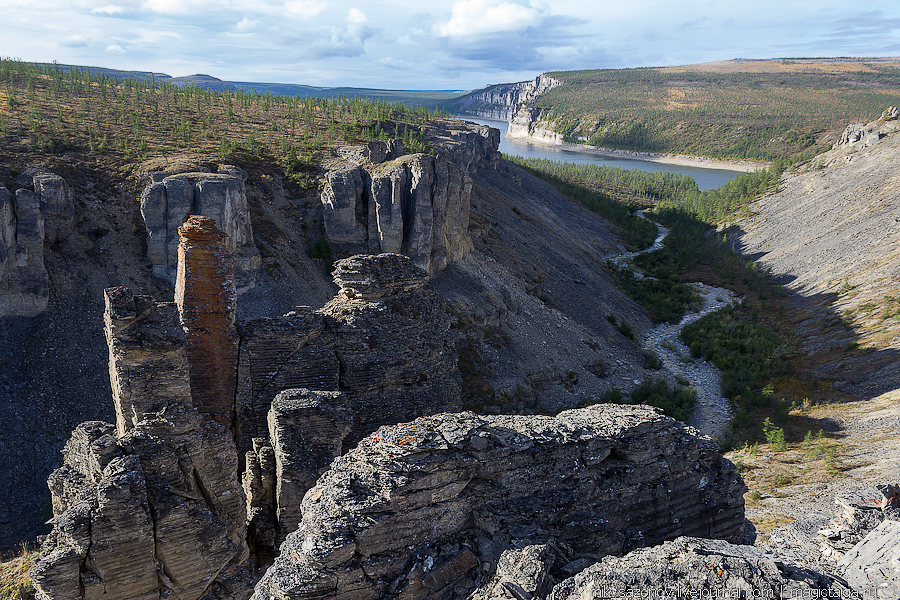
[175,215,239,430]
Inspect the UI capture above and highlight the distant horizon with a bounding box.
[4,0,900,89]
[10,54,900,95]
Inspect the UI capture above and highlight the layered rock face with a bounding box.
[139,166,260,291]
[104,287,191,436]
[253,405,746,600]
[32,407,255,600]
[0,172,73,317]
[453,75,560,121]
[236,253,462,460]
[33,285,254,600]
[176,216,240,430]
[320,121,499,272]
[238,254,463,550]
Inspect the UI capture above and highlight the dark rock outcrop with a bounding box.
[252,405,746,600]
[547,537,853,600]
[320,121,499,272]
[139,167,260,291]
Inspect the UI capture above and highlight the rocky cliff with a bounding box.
[253,405,746,600]
[0,171,73,317]
[451,75,560,121]
[140,166,261,291]
[320,121,499,272]
[736,107,900,396]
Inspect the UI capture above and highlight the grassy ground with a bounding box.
[0,546,36,600]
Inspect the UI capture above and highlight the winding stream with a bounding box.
[620,212,738,438]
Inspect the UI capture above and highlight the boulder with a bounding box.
[547,537,852,600]
[252,405,746,600]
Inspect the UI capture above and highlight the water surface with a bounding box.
[459,116,743,191]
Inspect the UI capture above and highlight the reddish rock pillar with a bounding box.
[175,215,239,430]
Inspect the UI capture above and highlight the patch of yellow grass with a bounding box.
[0,546,36,600]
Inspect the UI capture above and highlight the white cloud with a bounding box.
[91,4,125,15]
[61,34,91,47]
[104,43,126,53]
[285,0,325,18]
[435,0,540,37]
[234,17,259,32]
[347,8,367,24]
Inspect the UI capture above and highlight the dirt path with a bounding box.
[617,212,738,438]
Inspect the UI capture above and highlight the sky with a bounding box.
[2,0,900,90]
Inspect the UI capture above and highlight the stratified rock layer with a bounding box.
[139,167,260,290]
[547,537,852,600]
[176,216,239,430]
[236,253,461,460]
[253,405,746,600]
[320,122,499,272]
[104,287,191,436]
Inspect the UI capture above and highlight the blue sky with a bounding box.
[3,0,900,90]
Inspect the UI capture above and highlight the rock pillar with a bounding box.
[175,215,239,430]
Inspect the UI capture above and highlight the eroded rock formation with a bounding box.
[320,121,499,272]
[139,166,260,291]
[236,253,462,463]
[176,215,240,430]
[0,171,73,317]
[252,405,746,600]
[32,406,255,600]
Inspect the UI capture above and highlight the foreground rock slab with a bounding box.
[253,404,746,600]
[548,537,854,600]
[837,519,900,599]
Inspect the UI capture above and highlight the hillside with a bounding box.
[736,108,900,397]
[0,60,659,550]
[448,58,900,162]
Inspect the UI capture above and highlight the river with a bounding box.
[458,116,744,191]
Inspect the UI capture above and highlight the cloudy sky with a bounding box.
[3,0,900,90]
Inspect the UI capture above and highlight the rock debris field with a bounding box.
[616,211,738,438]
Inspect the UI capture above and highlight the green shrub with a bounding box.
[628,378,696,422]
[762,417,787,452]
[307,237,332,261]
[643,350,663,370]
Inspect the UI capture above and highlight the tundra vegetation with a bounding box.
[529,63,900,160]
[0,59,444,183]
